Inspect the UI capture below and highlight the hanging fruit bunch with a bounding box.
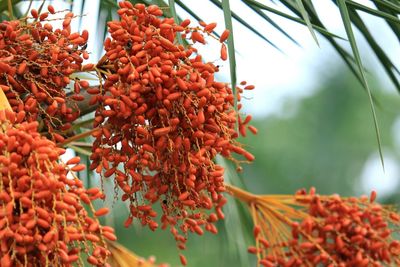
[0,109,116,266]
[1,1,400,267]
[0,6,90,141]
[90,1,256,261]
[226,184,400,267]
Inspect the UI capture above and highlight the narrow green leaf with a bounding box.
[273,0,376,92]
[23,0,34,18]
[372,0,400,13]
[85,154,92,189]
[209,0,282,52]
[243,3,301,46]
[344,5,400,92]
[168,0,184,45]
[173,0,218,40]
[303,0,319,13]
[337,0,385,170]
[295,0,319,45]
[373,0,400,43]
[36,0,46,15]
[77,0,86,31]
[221,0,237,113]
[242,0,345,40]
[104,0,119,9]
[175,0,206,26]
[346,0,400,23]
[329,41,368,91]
[7,0,14,19]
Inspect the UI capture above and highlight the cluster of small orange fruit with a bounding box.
[0,109,116,266]
[0,6,90,141]
[89,2,256,264]
[249,188,400,267]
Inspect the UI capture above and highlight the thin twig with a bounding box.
[69,141,93,148]
[57,128,99,147]
[225,183,257,203]
[7,0,13,20]
[23,0,34,18]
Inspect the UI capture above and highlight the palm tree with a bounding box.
[0,0,399,266]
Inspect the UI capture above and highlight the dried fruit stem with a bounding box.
[57,127,99,147]
[7,0,13,20]
[225,183,257,203]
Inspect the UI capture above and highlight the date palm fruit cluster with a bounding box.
[0,6,90,141]
[90,1,255,261]
[246,187,400,267]
[2,2,400,267]
[0,109,116,267]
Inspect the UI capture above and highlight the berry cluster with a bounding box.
[0,110,115,266]
[0,6,90,141]
[89,1,255,260]
[249,188,400,267]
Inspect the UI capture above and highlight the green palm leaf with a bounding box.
[242,2,301,46]
[243,0,344,39]
[210,0,282,51]
[221,0,238,112]
[337,0,385,169]
[294,0,319,45]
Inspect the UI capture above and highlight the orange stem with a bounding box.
[224,183,258,204]
[57,127,99,147]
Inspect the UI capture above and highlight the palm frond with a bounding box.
[337,0,385,169]
[343,5,400,90]
[373,1,400,42]
[243,0,345,39]
[294,0,319,45]
[221,0,238,110]
[242,2,301,46]
[210,0,282,51]
[187,0,400,93]
[348,0,400,23]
